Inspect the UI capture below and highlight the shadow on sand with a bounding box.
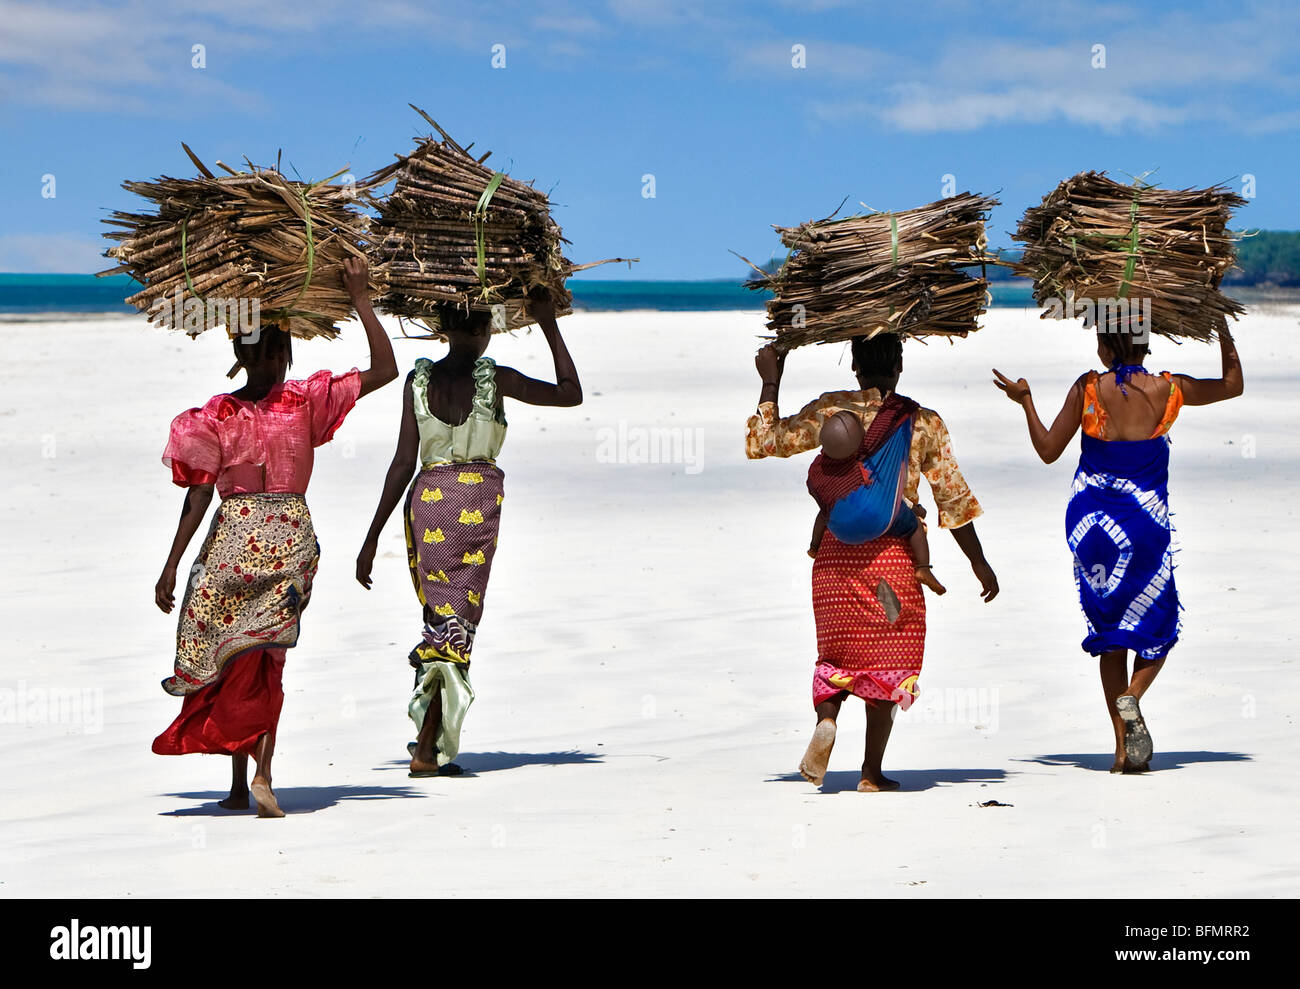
[767,766,1009,794]
[160,783,426,816]
[376,749,605,777]
[1018,750,1254,773]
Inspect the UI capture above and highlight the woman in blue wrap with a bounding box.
[993,317,1243,773]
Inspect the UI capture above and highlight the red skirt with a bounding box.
[152,648,285,756]
[811,533,926,707]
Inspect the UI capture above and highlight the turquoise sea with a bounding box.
[0,273,1038,316]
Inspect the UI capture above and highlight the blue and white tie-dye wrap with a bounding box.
[1065,434,1180,660]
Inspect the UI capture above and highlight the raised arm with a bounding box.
[755,343,786,408]
[155,483,215,612]
[356,372,420,589]
[1176,322,1244,406]
[746,346,837,459]
[342,256,399,398]
[992,370,1085,464]
[494,287,582,408]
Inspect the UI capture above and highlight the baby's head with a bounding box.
[821,410,863,461]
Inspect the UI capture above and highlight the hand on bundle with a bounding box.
[525,285,555,318]
[341,256,371,304]
[755,344,786,384]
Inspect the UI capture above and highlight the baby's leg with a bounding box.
[809,508,828,559]
[897,508,945,594]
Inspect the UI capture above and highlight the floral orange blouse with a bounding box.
[745,388,983,530]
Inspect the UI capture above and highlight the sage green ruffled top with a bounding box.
[412,357,508,466]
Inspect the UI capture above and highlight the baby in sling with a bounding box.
[807,400,946,595]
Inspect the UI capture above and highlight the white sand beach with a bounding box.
[0,305,1296,897]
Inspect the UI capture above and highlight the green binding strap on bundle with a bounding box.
[474,171,507,299]
[1117,188,1142,300]
[179,210,208,307]
[889,213,899,271]
[263,168,352,325]
[271,187,316,318]
[180,168,346,334]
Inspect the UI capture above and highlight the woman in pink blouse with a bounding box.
[152,258,398,818]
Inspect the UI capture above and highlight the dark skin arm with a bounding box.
[356,371,420,589]
[341,256,400,398]
[1177,323,1244,405]
[991,370,1086,465]
[493,287,583,407]
[755,343,786,407]
[155,483,215,612]
[949,522,999,602]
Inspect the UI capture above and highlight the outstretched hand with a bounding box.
[992,369,1031,405]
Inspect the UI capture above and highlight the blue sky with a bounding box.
[1,0,1297,277]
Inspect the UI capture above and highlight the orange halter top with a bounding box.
[1081,370,1184,441]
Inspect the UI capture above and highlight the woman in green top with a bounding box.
[356,288,582,776]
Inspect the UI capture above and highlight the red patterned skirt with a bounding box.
[810,533,926,710]
[152,649,285,755]
[153,492,316,756]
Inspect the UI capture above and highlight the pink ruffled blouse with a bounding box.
[163,369,362,498]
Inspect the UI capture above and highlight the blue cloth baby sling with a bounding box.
[827,415,915,544]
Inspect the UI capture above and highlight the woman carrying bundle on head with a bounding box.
[748,333,1000,792]
[356,287,582,778]
[993,315,1244,773]
[152,258,398,817]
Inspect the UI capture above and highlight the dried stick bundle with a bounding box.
[98,145,379,340]
[1012,171,1246,340]
[365,106,631,335]
[746,193,1001,350]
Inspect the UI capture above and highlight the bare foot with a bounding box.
[409,759,464,778]
[799,718,837,786]
[857,773,901,792]
[915,567,946,595]
[250,777,284,818]
[218,792,250,810]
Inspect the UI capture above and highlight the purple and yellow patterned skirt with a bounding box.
[403,462,504,667]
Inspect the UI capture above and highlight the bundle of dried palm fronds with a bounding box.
[1013,171,1245,340]
[98,145,378,340]
[745,192,1001,350]
[365,106,631,335]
